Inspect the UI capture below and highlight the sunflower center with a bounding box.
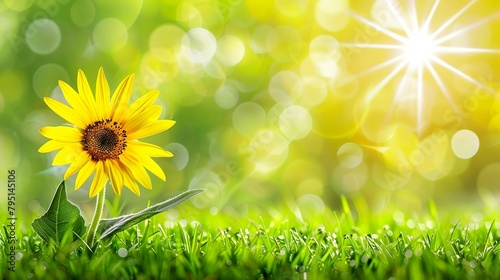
[83,119,127,161]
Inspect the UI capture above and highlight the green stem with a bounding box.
[86,187,106,249]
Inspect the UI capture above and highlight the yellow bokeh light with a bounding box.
[93,18,128,52]
[149,24,185,63]
[451,129,480,159]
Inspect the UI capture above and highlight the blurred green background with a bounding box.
[1,0,500,220]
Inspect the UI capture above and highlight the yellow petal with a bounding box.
[77,69,98,122]
[120,152,152,189]
[89,161,108,197]
[95,67,111,119]
[126,90,159,121]
[128,141,173,157]
[105,160,123,195]
[38,140,66,153]
[110,74,135,122]
[128,120,176,140]
[40,126,82,142]
[64,152,91,180]
[75,159,96,190]
[142,157,166,181]
[126,144,166,180]
[44,97,87,129]
[124,105,162,134]
[58,80,93,125]
[53,150,73,166]
[119,161,140,196]
[52,143,81,165]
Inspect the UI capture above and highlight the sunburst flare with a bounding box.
[342,0,500,131]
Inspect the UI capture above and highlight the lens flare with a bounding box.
[342,0,500,132]
[403,29,436,67]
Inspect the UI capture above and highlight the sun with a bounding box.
[403,29,437,67]
[342,0,500,131]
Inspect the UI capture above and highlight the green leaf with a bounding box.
[32,181,86,245]
[98,189,204,241]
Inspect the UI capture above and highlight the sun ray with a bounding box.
[435,46,500,54]
[431,56,494,93]
[434,12,500,45]
[417,62,425,131]
[425,60,462,116]
[408,0,420,33]
[349,11,408,43]
[422,0,440,32]
[340,43,405,50]
[393,62,413,103]
[363,59,408,103]
[430,0,478,40]
[344,0,500,131]
[384,62,414,122]
[354,55,406,79]
[385,0,412,37]
[333,55,406,89]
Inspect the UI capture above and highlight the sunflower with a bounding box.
[39,68,175,197]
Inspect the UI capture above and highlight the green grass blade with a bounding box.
[98,189,204,241]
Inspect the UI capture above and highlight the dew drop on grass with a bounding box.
[393,211,405,223]
[210,207,218,215]
[406,219,416,229]
[361,255,369,263]
[404,250,413,258]
[472,212,483,222]
[118,248,128,258]
[426,221,435,229]
[449,216,460,225]
[317,224,325,233]
[191,221,201,228]
[164,221,175,228]
[166,209,179,220]
[179,219,188,228]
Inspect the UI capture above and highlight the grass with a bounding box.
[1,199,500,279]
